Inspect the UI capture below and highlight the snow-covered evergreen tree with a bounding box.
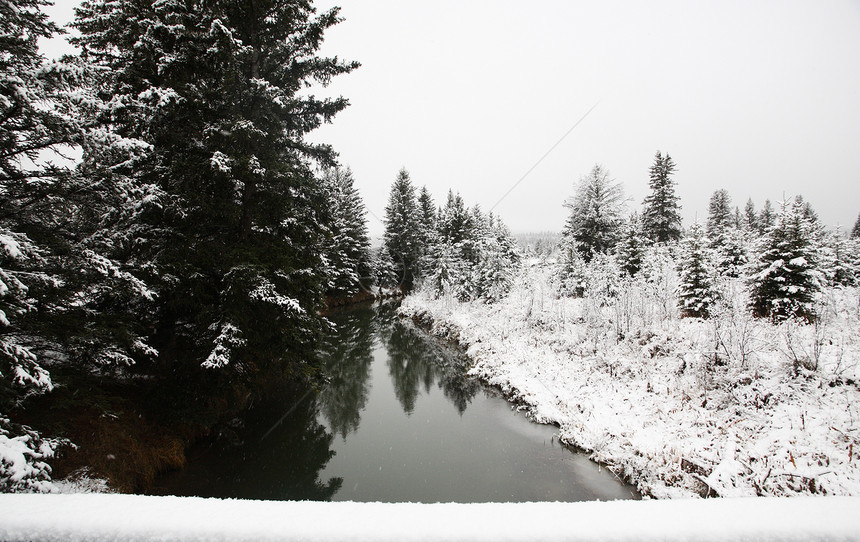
[715,227,749,278]
[561,164,625,262]
[470,214,519,303]
[321,167,372,297]
[852,213,860,239]
[74,0,357,387]
[641,151,682,243]
[759,199,775,234]
[383,169,423,291]
[423,193,519,303]
[0,0,150,490]
[706,189,733,244]
[616,212,646,277]
[749,197,824,322]
[417,186,437,245]
[743,198,758,232]
[556,238,588,297]
[677,222,718,318]
[820,225,859,288]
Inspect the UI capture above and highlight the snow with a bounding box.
[0,233,23,260]
[0,494,858,541]
[400,261,860,499]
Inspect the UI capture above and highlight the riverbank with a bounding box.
[399,260,860,498]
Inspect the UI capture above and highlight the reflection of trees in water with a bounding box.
[317,308,375,439]
[150,389,341,501]
[319,302,480,427]
[379,305,480,416]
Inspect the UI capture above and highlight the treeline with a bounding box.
[377,168,521,303]
[1,0,371,491]
[558,152,860,323]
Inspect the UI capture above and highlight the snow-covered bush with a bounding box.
[0,416,65,493]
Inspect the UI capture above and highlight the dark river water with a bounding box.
[149,303,639,502]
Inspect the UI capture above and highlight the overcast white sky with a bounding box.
[43,1,860,235]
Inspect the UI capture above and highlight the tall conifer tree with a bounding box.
[749,197,823,322]
[562,165,625,262]
[641,151,681,243]
[74,0,358,388]
[383,169,422,290]
[322,167,372,297]
[677,222,717,318]
[706,189,733,245]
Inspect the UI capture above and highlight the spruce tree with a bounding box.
[321,167,372,297]
[759,199,775,234]
[749,197,823,322]
[383,169,423,291]
[74,0,358,389]
[0,0,153,490]
[706,189,733,245]
[562,164,625,262]
[641,151,682,243]
[743,198,758,232]
[417,186,437,244]
[821,226,859,287]
[616,212,645,277]
[677,223,717,318]
[852,213,860,239]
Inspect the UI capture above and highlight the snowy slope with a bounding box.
[400,262,860,499]
[1,494,859,541]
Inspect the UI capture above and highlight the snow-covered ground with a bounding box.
[400,260,860,499]
[1,494,859,541]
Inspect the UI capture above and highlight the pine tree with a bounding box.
[677,223,717,318]
[321,167,372,297]
[821,226,859,287]
[749,197,823,322]
[383,169,423,291]
[759,199,775,234]
[417,186,437,245]
[641,151,682,243]
[616,212,645,277]
[74,0,358,389]
[706,189,733,245]
[715,227,749,278]
[0,0,147,490]
[557,238,588,297]
[743,198,758,232]
[562,164,625,262]
[469,212,519,303]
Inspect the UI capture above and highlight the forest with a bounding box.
[402,156,860,497]
[2,0,859,500]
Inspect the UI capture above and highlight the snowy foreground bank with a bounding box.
[400,263,860,499]
[1,494,859,541]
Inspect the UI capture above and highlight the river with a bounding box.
[148,302,639,502]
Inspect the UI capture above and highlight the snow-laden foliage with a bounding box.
[320,166,372,297]
[641,151,682,244]
[749,197,824,322]
[677,222,718,318]
[402,260,860,498]
[382,169,423,291]
[561,164,625,262]
[616,212,645,277]
[820,225,860,288]
[72,0,357,388]
[0,415,65,492]
[420,193,520,304]
[706,189,733,244]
